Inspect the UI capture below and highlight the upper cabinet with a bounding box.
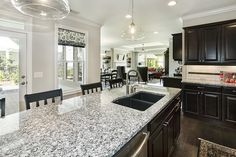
[185,29,200,64]
[172,33,182,61]
[201,26,221,63]
[222,22,236,64]
[184,20,236,65]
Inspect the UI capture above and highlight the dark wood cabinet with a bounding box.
[201,26,221,63]
[222,22,236,64]
[162,77,182,89]
[184,20,236,65]
[183,90,199,115]
[148,95,181,157]
[223,87,236,125]
[183,83,236,128]
[149,125,166,157]
[185,29,200,64]
[183,84,222,120]
[172,33,182,61]
[202,92,221,120]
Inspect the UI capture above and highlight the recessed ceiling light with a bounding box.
[168,1,177,6]
[125,14,132,19]
[154,31,159,34]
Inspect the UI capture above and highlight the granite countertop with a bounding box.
[0,85,181,157]
[182,78,236,88]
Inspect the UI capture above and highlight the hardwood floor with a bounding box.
[172,113,236,157]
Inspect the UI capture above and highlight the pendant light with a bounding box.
[121,0,144,41]
[11,0,70,20]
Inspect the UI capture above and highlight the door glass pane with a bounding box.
[78,63,83,82]
[58,62,64,79]
[58,45,64,61]
[0,36,19,115]
[66,46,73,61]
[57,45,85,92]
[66,62,73,80]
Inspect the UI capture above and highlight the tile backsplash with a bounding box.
[183,65,236,81]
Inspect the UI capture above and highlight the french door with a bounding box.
[0,30,27,115]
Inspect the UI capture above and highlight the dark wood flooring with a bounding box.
[172,113,236,157]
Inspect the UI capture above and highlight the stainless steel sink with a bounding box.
[112,91,165,111]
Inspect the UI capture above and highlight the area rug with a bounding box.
[198,138,236,157]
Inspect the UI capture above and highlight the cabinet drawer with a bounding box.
[205,86,222,93]
[223,87,236,95]
[183,84,204,91]
[183,83,221,93]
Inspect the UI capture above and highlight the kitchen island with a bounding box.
[0,85,181,157]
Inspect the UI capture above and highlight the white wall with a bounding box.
[169,38,181,76]
[32,19,55,92]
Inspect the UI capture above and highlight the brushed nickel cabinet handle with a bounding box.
[130,132,150,157]
[163,122,169,127]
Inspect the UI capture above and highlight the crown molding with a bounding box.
[66,13,102,28]
[182,5,236,20]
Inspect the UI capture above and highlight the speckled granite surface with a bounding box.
[182,79,236,88]
[0,85,181,157]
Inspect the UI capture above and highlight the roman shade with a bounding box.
[58,28,86,48]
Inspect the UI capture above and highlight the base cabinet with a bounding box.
[223,89,236,125]
[202,92,221,120]
[149,126,166,157]
[148,95,181,157]
[183,84,236,127]
[183,90,199,115]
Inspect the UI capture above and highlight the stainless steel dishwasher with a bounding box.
[114,126,150,157]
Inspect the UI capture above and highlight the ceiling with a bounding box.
[69,0,236,50]
[1,0,235,50]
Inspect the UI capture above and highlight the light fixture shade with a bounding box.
[11,0,70,20]
[121,27,145,41]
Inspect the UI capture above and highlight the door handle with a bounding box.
[130,132,150,157]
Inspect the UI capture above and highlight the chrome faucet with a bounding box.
[126,69,142,95]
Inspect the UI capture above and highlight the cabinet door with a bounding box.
[222,22,236,64]
[174,105,181,143]
[185,29,200,64]
[223,95,236,125]
[173,33,182,61]
[201,26,221,63]
[165,115,175,157]
[149,125,167,157]
[202,92,221,120]
[183,90,199,115]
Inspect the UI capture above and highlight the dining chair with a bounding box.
[117,66,126,80]
[109,78,124,89]
[111,70,118,80]
[0,98,5,117]
[80,82,103,95]
[137,67,148,83]
[24,89,63,110]
[100,69,111,85]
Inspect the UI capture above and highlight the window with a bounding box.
[57,45,85,92]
